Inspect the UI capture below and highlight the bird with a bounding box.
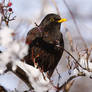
[23,13,67,77]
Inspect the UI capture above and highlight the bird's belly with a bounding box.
[24,37,63,76]
[31,46,61,72]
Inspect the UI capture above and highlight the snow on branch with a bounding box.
[16,61,53,92]
[0,27,28,74]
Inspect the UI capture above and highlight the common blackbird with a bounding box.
[24,13,66,77]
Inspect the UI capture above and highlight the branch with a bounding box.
[59,45,92,72]
[63,0,87,48]
[5,62,33,90]
[58,72,85,90]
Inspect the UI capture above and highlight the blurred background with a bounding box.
[1,0,92,92]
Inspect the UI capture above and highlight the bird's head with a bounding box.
[40,13,67,29]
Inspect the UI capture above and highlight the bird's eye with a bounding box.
[50,18,54,22]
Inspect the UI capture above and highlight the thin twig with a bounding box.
[58,72,85,90]
[51,0,60,15]
[59,45,92,72]
[63,0,87,48]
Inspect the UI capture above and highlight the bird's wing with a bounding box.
[26,27,42,44]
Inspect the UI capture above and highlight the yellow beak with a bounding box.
[58,18,67,23]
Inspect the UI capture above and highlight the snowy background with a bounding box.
[0,0,92,92]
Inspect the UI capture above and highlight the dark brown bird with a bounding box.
[24,13,66,77]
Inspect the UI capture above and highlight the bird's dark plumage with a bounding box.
[24,13,66,77]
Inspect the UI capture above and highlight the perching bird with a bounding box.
[24,13,66,77]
